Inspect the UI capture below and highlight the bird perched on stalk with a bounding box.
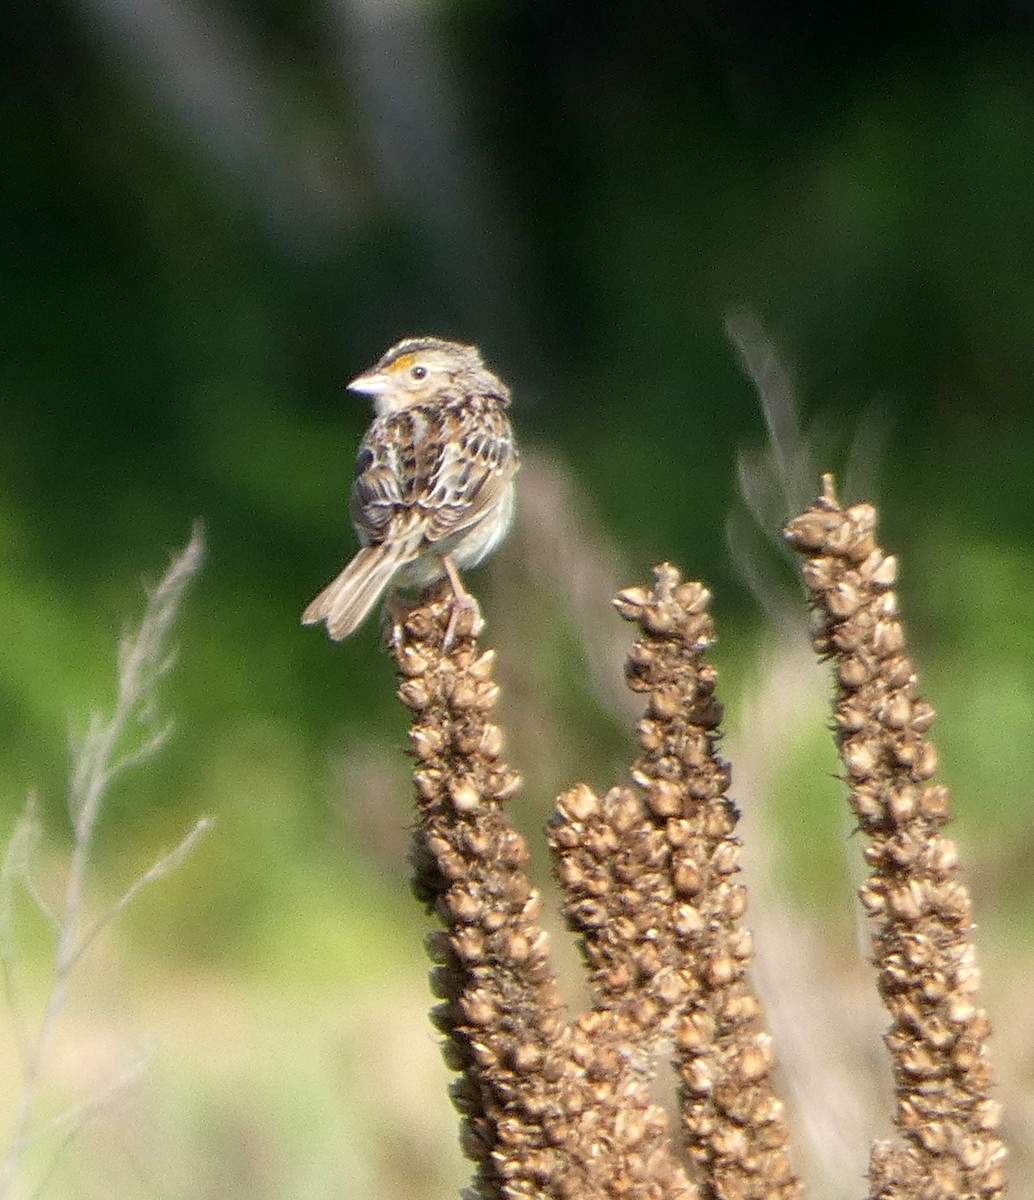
[302,336,519,643]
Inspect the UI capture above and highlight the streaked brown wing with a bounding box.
[349,420,409,546]
[349,396,517,549]
[421,399,517,544]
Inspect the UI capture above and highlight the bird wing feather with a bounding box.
[350,396,518,552]
[423,400,517,544]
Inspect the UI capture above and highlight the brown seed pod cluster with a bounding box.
[384,482,1007,1200]
[550,563,800,1200]
[394,582,695,1200]
[785,476,1006,1199]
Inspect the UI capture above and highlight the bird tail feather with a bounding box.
[301,545,407,640]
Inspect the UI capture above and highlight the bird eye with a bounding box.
[411,365,427,380]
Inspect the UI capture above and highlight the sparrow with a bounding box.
[302,336,519,642]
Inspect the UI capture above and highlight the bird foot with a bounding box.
[440,555,484,650]
[443,592,484,651]
[386,591,418,653]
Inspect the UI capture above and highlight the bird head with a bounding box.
[347,337,509,415]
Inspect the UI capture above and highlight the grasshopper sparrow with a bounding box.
[302,336,520,641]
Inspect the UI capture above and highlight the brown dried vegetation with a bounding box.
[386,477,1004,1200]
[786,476,1006,1200]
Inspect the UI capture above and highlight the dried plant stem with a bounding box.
[393,584,694,1200]
[785,476,1006,1199]
[592,565,800,1199]
[0,527,209,1200]
[22,1052,149,1200]
[392,569,801,1200]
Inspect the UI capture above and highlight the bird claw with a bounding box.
[439,554,484,650]
[443,592,484,652]
[384,586,482,653]
[386,592,416,653]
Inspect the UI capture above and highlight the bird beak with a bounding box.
[347,370,392,397]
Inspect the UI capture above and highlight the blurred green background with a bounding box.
[3,1,1034,1196]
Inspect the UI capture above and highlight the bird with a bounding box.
[302,336,520,643]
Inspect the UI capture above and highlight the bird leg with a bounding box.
[386,590,416,654]
[441,555,484,649]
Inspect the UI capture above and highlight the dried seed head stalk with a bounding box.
[551,564,801,1200]
[785,476,1006,1200]
[394,585,694,1200]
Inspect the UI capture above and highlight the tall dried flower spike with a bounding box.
[392,582,696,1200]
[785,475,1006,1200]
[570,563,801,1200]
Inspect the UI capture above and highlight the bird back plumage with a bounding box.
[351,394,517,550]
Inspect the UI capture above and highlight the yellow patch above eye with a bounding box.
[389,352,418,373]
